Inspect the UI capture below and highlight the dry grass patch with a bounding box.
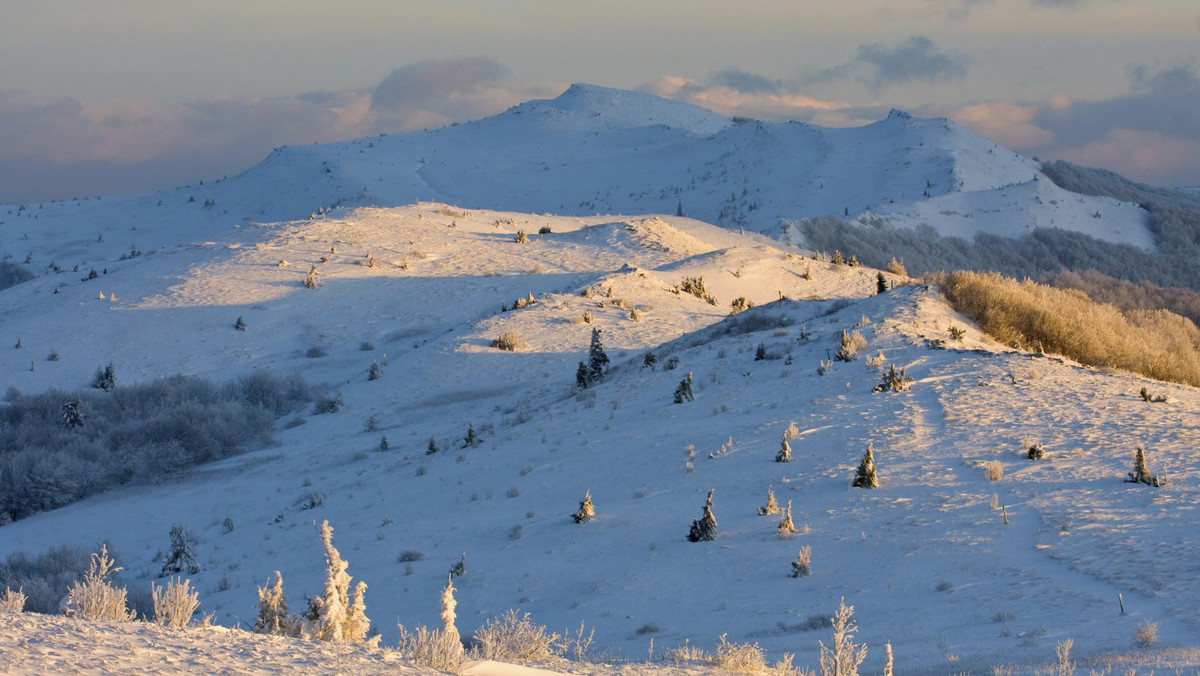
[937,271,1200,387]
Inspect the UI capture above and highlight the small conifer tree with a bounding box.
[160,525,201,577]
[254,571,298,636]
[687,489,718,542]
[776,437,792,463]
[876,272,888,295]
[777,501,796,536]
[368,361,383,381]
[853,444,879,489]
[92,362,117,391]
[427,436,439,455]
[60,399,85,428]
[755,342,767,360]
[1125,447,1161,487]
[235,316,246,331]
[572,491,595,523]
[1027,443,1045,460]
[379,436,389,451]
[791,545,812,578]
[576,361,590,389]
[758,485,781,515]
[449,553,466,578]
[440,575,463,656]
[674,372,695,403]
[306,520,376,645]
[587,328,609,383]
[463,424,481,448]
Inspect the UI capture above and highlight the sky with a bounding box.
[1,0,1198,204]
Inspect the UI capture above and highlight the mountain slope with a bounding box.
[1,203,1197,675]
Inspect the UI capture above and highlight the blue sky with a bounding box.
[1,0,1198,202]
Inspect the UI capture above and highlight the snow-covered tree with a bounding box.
[160,525,200,577]
[776,437,792,463]
[819,599,867,676]
[92,362,117,391]
[757,485,781,515]
[791,545,812,578]
[60,399,85,429]
[777,500,796,536]
[253,571,300,636]
[463,424,481,448]
[580,328,609,386]
[687,489,717,542]
[368,361,383,381]
[853,444,878,489]
[1126,446,1161,487]
[306,520,377,645]
[572,491,595,523]
[674,372,695,403]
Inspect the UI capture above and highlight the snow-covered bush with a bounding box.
[0,586,26,612]
[151,577,200,629]
[757,485,780,516]
[834,330,866,362]
[491,331,526,352]
[0,545,91,614]
[819,599,867,676]
[983,460,1004,482]
[471,609,562,662]
[872,364,913,393]
[368,361,383,380]
[397,576,465,672]
[712,634,768,674]
[68,545,136,622]
[1126,447,1162,487]
[777,501,796,537]
[776,437,792,462]
[159,525,201,577]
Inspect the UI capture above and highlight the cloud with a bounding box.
[0,59,554,203]
[707,70,784,95]
[638,76,880,128]
[854,36,969,89]
[806,36,968,91]
[371,57,505,111]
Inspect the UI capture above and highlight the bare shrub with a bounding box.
[1055,638,1074,676]
[0,586,27,612]
[983,460,1004,482]
[1134,620,1158,647]
[471,609,561,662]
[151,577,200,629]
[937,270,1200,387]
[887,257,908,276]
[491,331,527,352]
[68,545,136,622]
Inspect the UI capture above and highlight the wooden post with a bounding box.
[1002,505,1009,524]
[1119,593,1125,615]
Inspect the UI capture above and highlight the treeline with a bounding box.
[936,271,1200,387]
[0,371,313,524]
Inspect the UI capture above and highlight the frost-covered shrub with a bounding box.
[834,330,866,362]
[491,331,526,352]
[757,485,780,516]
[983,460,1004,482]
[0,373,311,523]
[0,586,27,612]
[1134,619,1159,647]
[68,545,136,622]
[791,545,812,578]
[676,276,718,305]
[572,491,595,523]
[872,364,913,393]
[713,634,768,674]
[151,577,200,629]
[305,520,376,645]
[1125,447,1162,487]
[819,599,867,676]
[471,609,561,662]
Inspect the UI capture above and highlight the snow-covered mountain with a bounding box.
[0,86,1196,675]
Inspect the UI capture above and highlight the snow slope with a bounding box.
[1,201,1197,675]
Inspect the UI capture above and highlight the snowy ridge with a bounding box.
[1,198,1197,674]
[1,83,1154,263]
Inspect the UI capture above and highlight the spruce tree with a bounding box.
[160,525,201,577]
[462,424,481,448]
[253,571,297,636]
[576,361,590,389]
[587,328,609,384]
[368,361,383,381]
[673,372,695,403]
[572,490,595,523]
[876,272,888,295]
[758,485,781,515]
[307,520,376,645]
[427,436,439,455]
[1125,447,1161,486]
[60,399,85,429]
[775,437,792,463]
[687,489,718,542]
[853,444,879,488]
[777,500,796,536]
[93,362,117,391]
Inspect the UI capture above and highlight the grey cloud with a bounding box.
[1030,0,1091,7]
[708,70,784,95]
[1129,63,1199,95]
[855,36,969,89]
[371,57,505,111]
